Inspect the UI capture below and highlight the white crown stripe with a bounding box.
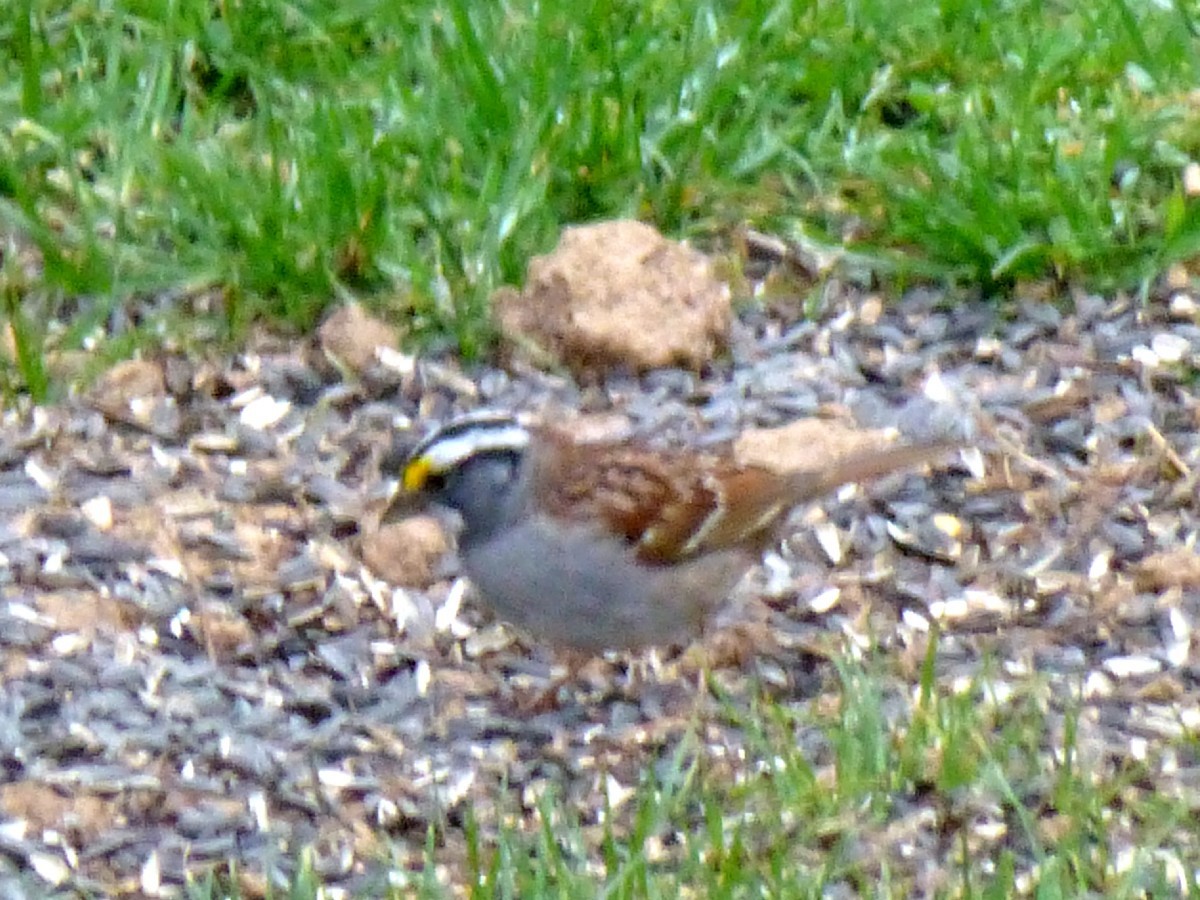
[422,423,531,471]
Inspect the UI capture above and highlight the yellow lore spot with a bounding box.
[402,457,433,492]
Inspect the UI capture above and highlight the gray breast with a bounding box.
[460,516,752,652]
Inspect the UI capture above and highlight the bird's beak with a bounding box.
[380,479,425,525]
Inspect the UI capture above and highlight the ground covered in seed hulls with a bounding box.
[2,282,1199,896]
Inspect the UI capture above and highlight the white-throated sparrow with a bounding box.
[384,412,959,653]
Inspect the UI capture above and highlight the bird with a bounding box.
[383,411,959,655]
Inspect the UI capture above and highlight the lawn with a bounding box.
[2,0,1199,896]
[5,0,1200,390]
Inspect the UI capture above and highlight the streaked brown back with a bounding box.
[526,427,958,565]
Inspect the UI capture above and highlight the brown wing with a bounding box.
[525,426,958,566]
[525,428,792,564]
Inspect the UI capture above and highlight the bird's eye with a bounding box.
[422,472,446,493]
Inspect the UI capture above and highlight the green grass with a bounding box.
[4,1,1200,894]
[180,641,1200,898]
[482,647,1192,898]
[4,0,1200,397]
